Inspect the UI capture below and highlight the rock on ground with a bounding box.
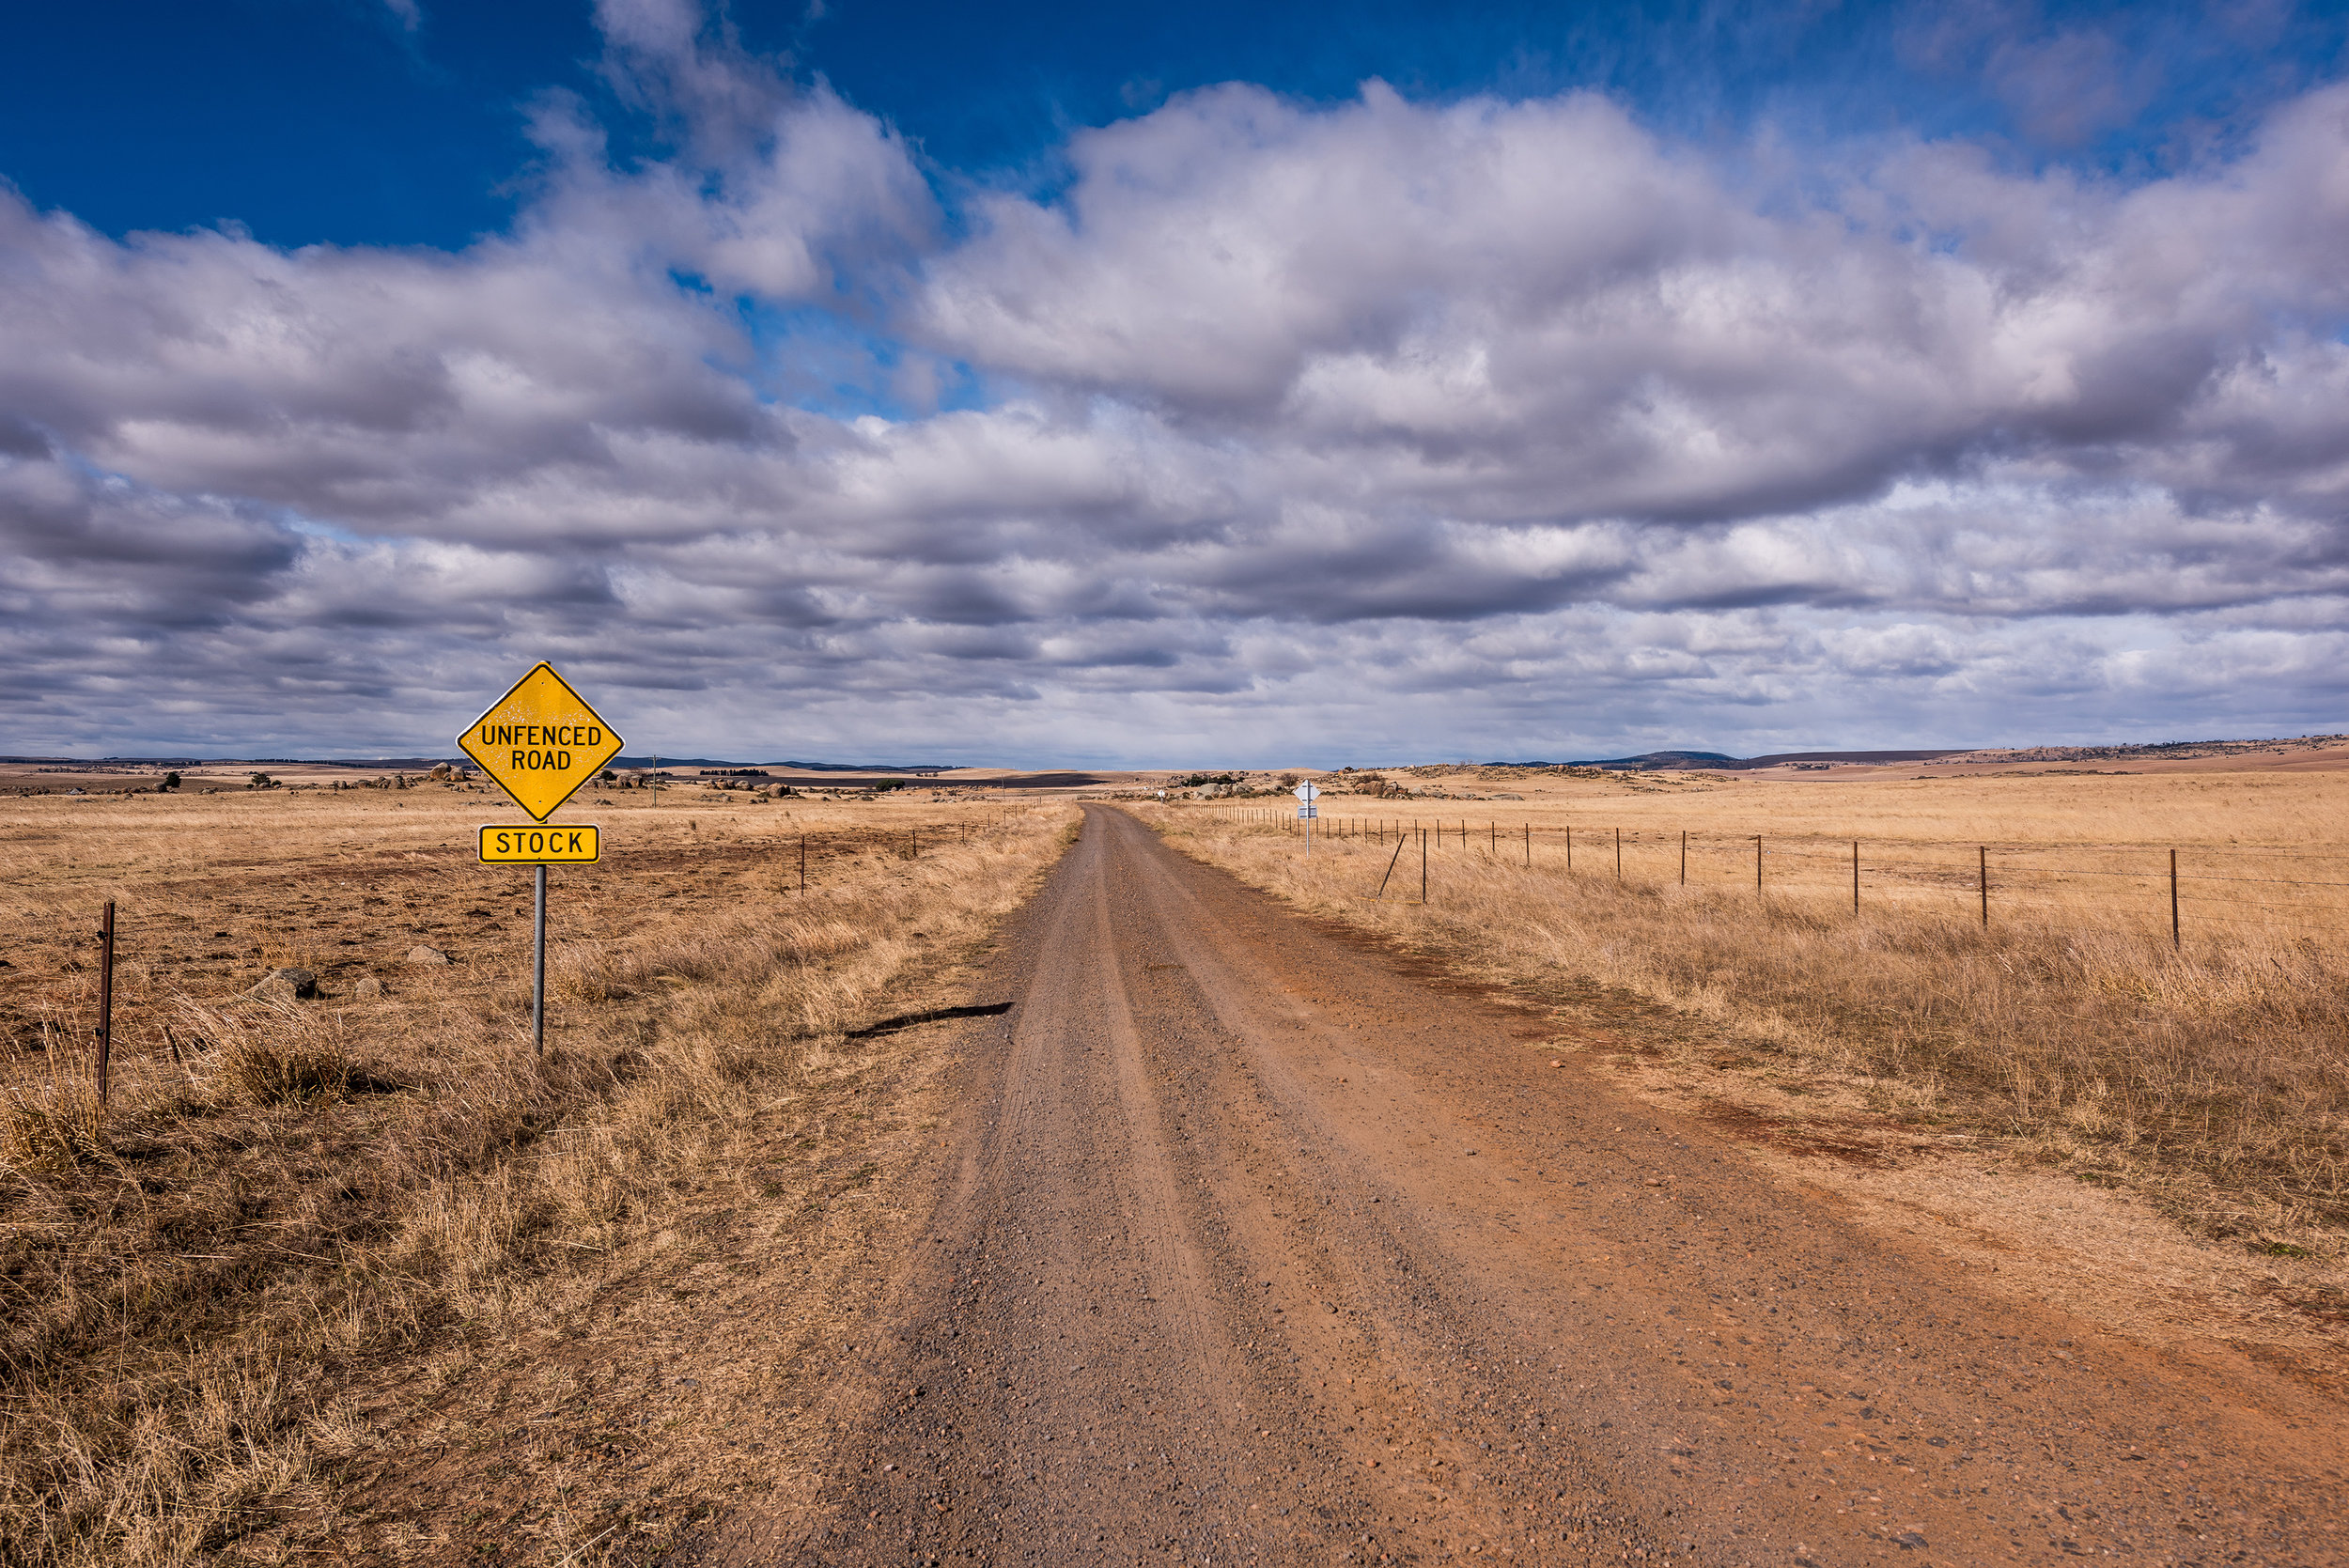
[246,968,319,1001]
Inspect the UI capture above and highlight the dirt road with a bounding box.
[720,805,2346,1565]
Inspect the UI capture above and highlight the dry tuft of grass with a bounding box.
[186,999,358,1105]
[0,787,1072,1565]
[0,1031,105,1171]
[1138,798,2349,1242]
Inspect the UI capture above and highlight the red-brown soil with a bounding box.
[706,805,2349,1566]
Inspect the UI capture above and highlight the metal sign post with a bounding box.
[533,865,547,1049]
[457,662,623,1056]
[1294,780,1320,855]
[96,892,113,1112]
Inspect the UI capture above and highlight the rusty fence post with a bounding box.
[1754,835,1763,895]
[96,899,115,1112]
[2170,848,2179,948]
[1979,846,1989,926]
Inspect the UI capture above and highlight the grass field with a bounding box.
[9,760,2345,1559]
[0,784,1072,1565]
[1138,765,2349,1246]
[1227,763,2349,942]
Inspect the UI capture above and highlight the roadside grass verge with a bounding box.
[1132,806,2349,1248]
[0,797,1073,1566]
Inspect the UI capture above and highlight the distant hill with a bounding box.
[62,755,463,769]
[608,755,749,769]
[1563,750,1740,770]
[0,753,961,773]
[607,756,959,773]
[1568,749,1968,771]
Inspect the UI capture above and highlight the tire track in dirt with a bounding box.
[711,806,2349,1566]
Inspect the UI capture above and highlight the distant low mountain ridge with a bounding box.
[1568,749,1967,771]
[606,756,958,773]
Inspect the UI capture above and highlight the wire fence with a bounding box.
[1201,803,2349,945]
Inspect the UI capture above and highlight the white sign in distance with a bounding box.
[1293,781,1320,801]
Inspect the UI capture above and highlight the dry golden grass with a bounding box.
[0,784,1072,1565]
[1139,769,2349,1246]
[1265,765,2349,942]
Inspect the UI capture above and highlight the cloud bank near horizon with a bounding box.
[5,0,2348,765]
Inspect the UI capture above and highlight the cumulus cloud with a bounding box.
[4,7,2349,762]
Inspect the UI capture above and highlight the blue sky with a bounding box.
[12,2,2342,250]
[5,1,2349,764]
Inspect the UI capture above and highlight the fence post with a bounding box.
[1565,826,1573,873]
[96,900,115,1113]
[1421,828,1427,903]
[1680,830,1687,886]
[2170,848,2179,948]
[799,833,806,894]
[1980,846,1988,926]
[1614,827,1622,881]
[1524,822,1530,867]
[1375,830,1408,899]
[1852,840,1859,914]
[1754,835,1763,894]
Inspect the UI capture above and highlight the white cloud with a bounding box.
[5,10,2349,762]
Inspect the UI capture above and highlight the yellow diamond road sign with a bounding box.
[457,662,624,822]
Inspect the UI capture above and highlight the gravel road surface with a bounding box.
[723,805,2345,1565]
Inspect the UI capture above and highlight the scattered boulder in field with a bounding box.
[1492,792,1524,800]
[405,944,452,967]
[352,975,384,1000]
[247,968,319,1001]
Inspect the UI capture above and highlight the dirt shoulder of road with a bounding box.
[319,823,1081,1564]
[1126,806,2349,1415]
[1593,1019,2349,1405]
[328,938,1006,1561]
